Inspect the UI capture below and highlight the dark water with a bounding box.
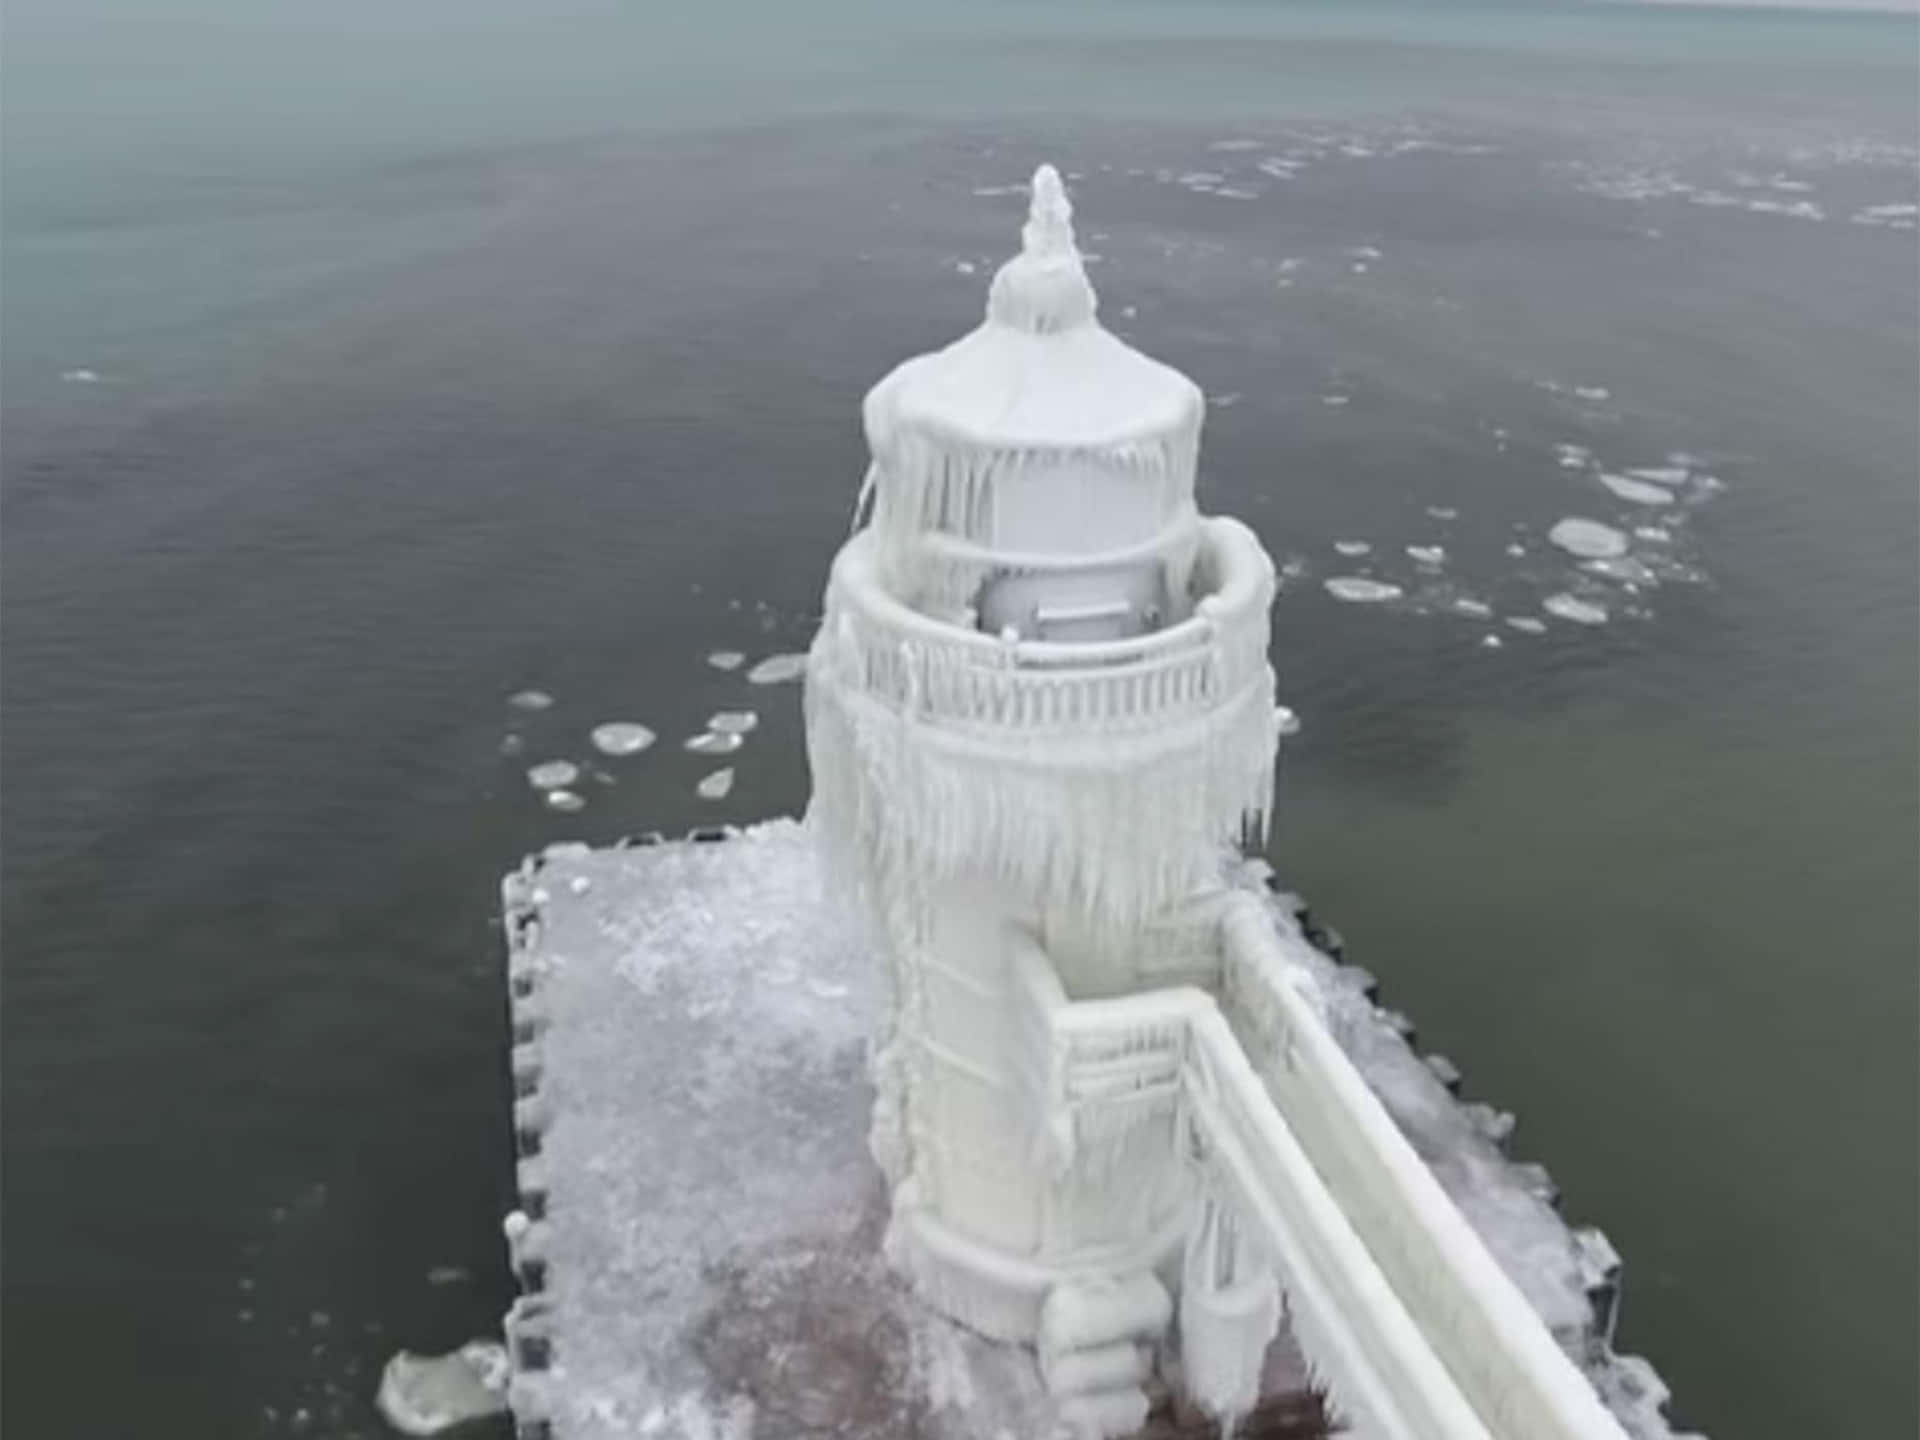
[4,4,1917,1437]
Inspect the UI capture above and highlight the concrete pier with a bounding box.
[497,821,1689,1439]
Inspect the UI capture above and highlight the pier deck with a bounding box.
[498,820,1682,1439]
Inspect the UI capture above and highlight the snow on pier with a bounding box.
[498,823,1689,1440]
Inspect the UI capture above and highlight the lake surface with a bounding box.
[3,3,1915,1436]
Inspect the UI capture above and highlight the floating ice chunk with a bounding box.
[545,789,585,813]
[707,710,759,736]
[1506,616,1547,634]
[1584,556,1658,586]
[498,734,525,758]
[527,761,579,791]
[955,260,977,275]
[745,653,807,685]
[1257,159,1298,179]
[1452,598,1493,619]
[590,723,657,757]
[1426,506,1459,520]
[1177,171,1227,187]
[1210,392,1242,407]
[685,731,743,756]
[1481,634,1504,649]
[706,650,745,671]
[1547,517,1629,559]
[1350,262,1370,274]
[60,368,102,383]
[696,767,735,800]
[1505,543,1527,558]
[1625,466,1688,486]
[1274,705,1302,737]
[1554,443,1592,470]
[1405,545,1447,567]
[508,690,554,712]
[377,1341,509,1436]
[1544,593,1610,626]
[426,1266,470,1287]
[1573,385,1611,402]
[1598,472,1675,506]
[1333,540,1372,557]
[1324,577,1403,603]
[1634,526,1673,543]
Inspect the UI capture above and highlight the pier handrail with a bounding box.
[1218,893,1630,1440]
[1012,912,1631,1440]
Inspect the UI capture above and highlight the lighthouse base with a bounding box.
[884,1202,1189,1345]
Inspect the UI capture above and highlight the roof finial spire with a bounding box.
[1023,164,1076,260]
[986,162,1096,334]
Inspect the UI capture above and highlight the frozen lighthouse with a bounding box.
[804,164,1285,1430]
[494,165,1690,1440]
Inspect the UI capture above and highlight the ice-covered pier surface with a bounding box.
[500,822,1683,1440]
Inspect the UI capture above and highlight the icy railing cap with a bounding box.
[985,165,1098,335]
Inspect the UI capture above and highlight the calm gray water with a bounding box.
[3,3,1916,1437]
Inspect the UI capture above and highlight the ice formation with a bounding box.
[1547,518,1630,560]
[706,650,746,671]
[1544,593,1611,626]
[707,710,759,736]
[1325,576,1404,603]
[545,789,586,814]
[695,767,735,800]
[745,653,807,685]
[509,689,556,712]
[1598,473,1676,507]
[1406,544,1447,567]
[376,1342,510,1435]
[795,167,1637,1440]
[1333,540,1373,557]
[527,761,580,791]
[684,730,743,756]
[589,723,657,757]
[1506,616,1549,634]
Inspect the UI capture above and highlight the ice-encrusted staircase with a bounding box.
[1039,1272,1172,1439]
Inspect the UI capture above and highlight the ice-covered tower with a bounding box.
[806,167,1280,1348]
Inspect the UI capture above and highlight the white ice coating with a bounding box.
[799,167,1636,1440]
[1548,518,1630,560]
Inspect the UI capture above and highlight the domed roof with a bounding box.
[864,166,1203,458]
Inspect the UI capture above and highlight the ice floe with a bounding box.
[1480,634,1503,649]
[508,690,555,712]
[377,1342,510,1436]
[590,723,657,757]
[60,368,102,384]
[1548,517,1629,560]
[1624,466,1687,487]
[1333,540,1373,557]
[1426,506,1460,521]
[1452,598,1494,619]
[745,653,808,685]
[1324,577,1403,603]
[706,650,745,672]
[1544,594,1610,626]
[1598,472,1676,506]
[696,768,736,800]
[545,789,586,814]
[1405,545,1447,567]
[1634,526,1673,544]
[1554,443,1593,470]
[527,761,580,791]
[1506,617,1548,634]
[707,710,759,736]
[685,731,744,756]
